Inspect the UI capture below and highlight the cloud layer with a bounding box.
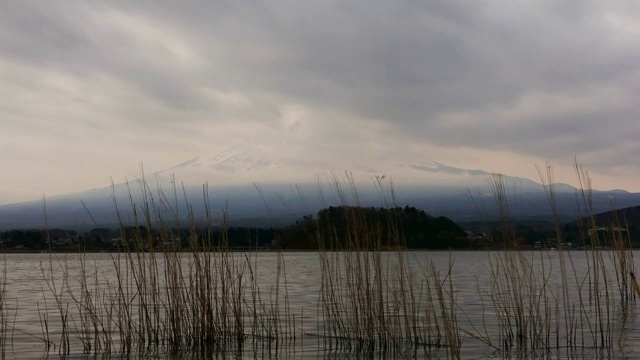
[2,1,640,203]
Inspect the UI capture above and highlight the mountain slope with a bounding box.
[1,153,639,230]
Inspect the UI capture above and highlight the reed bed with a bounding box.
[302,174,462,359]
[32,178,295,358]
[470,163,636,358]
[0,166,634,359]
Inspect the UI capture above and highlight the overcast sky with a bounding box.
[2,1,640,204]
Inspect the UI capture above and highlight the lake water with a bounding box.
[1,250,639,359]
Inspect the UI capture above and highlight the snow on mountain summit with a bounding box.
[158,140,551,190]
[169,141,292,173]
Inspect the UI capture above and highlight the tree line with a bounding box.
[0,206,473,251]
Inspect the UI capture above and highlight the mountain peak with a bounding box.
[2,153,640,229]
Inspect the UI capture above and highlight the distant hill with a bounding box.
[563,205,640,246]
[588,205,640,226]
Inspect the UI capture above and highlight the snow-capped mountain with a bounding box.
[170,141,289,173]
[1,143,639,229]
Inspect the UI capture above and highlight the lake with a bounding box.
[0,250,638,359]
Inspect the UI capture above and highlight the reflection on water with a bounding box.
[1,251,639,359]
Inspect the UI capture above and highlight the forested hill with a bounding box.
[559,205,640,246]
[278,206,468,249]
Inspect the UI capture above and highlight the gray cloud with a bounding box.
[2,1,640,203]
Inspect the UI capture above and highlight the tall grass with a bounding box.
[4,166,634,359]
[0,258,9,360]
[471,161,635,357]
[303,174,462,359]
[33,177,294,358]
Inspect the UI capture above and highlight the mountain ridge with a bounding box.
[1,156,639,230]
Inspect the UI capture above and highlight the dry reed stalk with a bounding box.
[604,201,635,302]
[537,163,579,348]
[0,258,8,359]
[430,260,460,360]
[573,161,614,349]
[40,256,71,354]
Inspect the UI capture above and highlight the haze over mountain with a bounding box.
[160,138,509,188]
[1,143,639,230]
